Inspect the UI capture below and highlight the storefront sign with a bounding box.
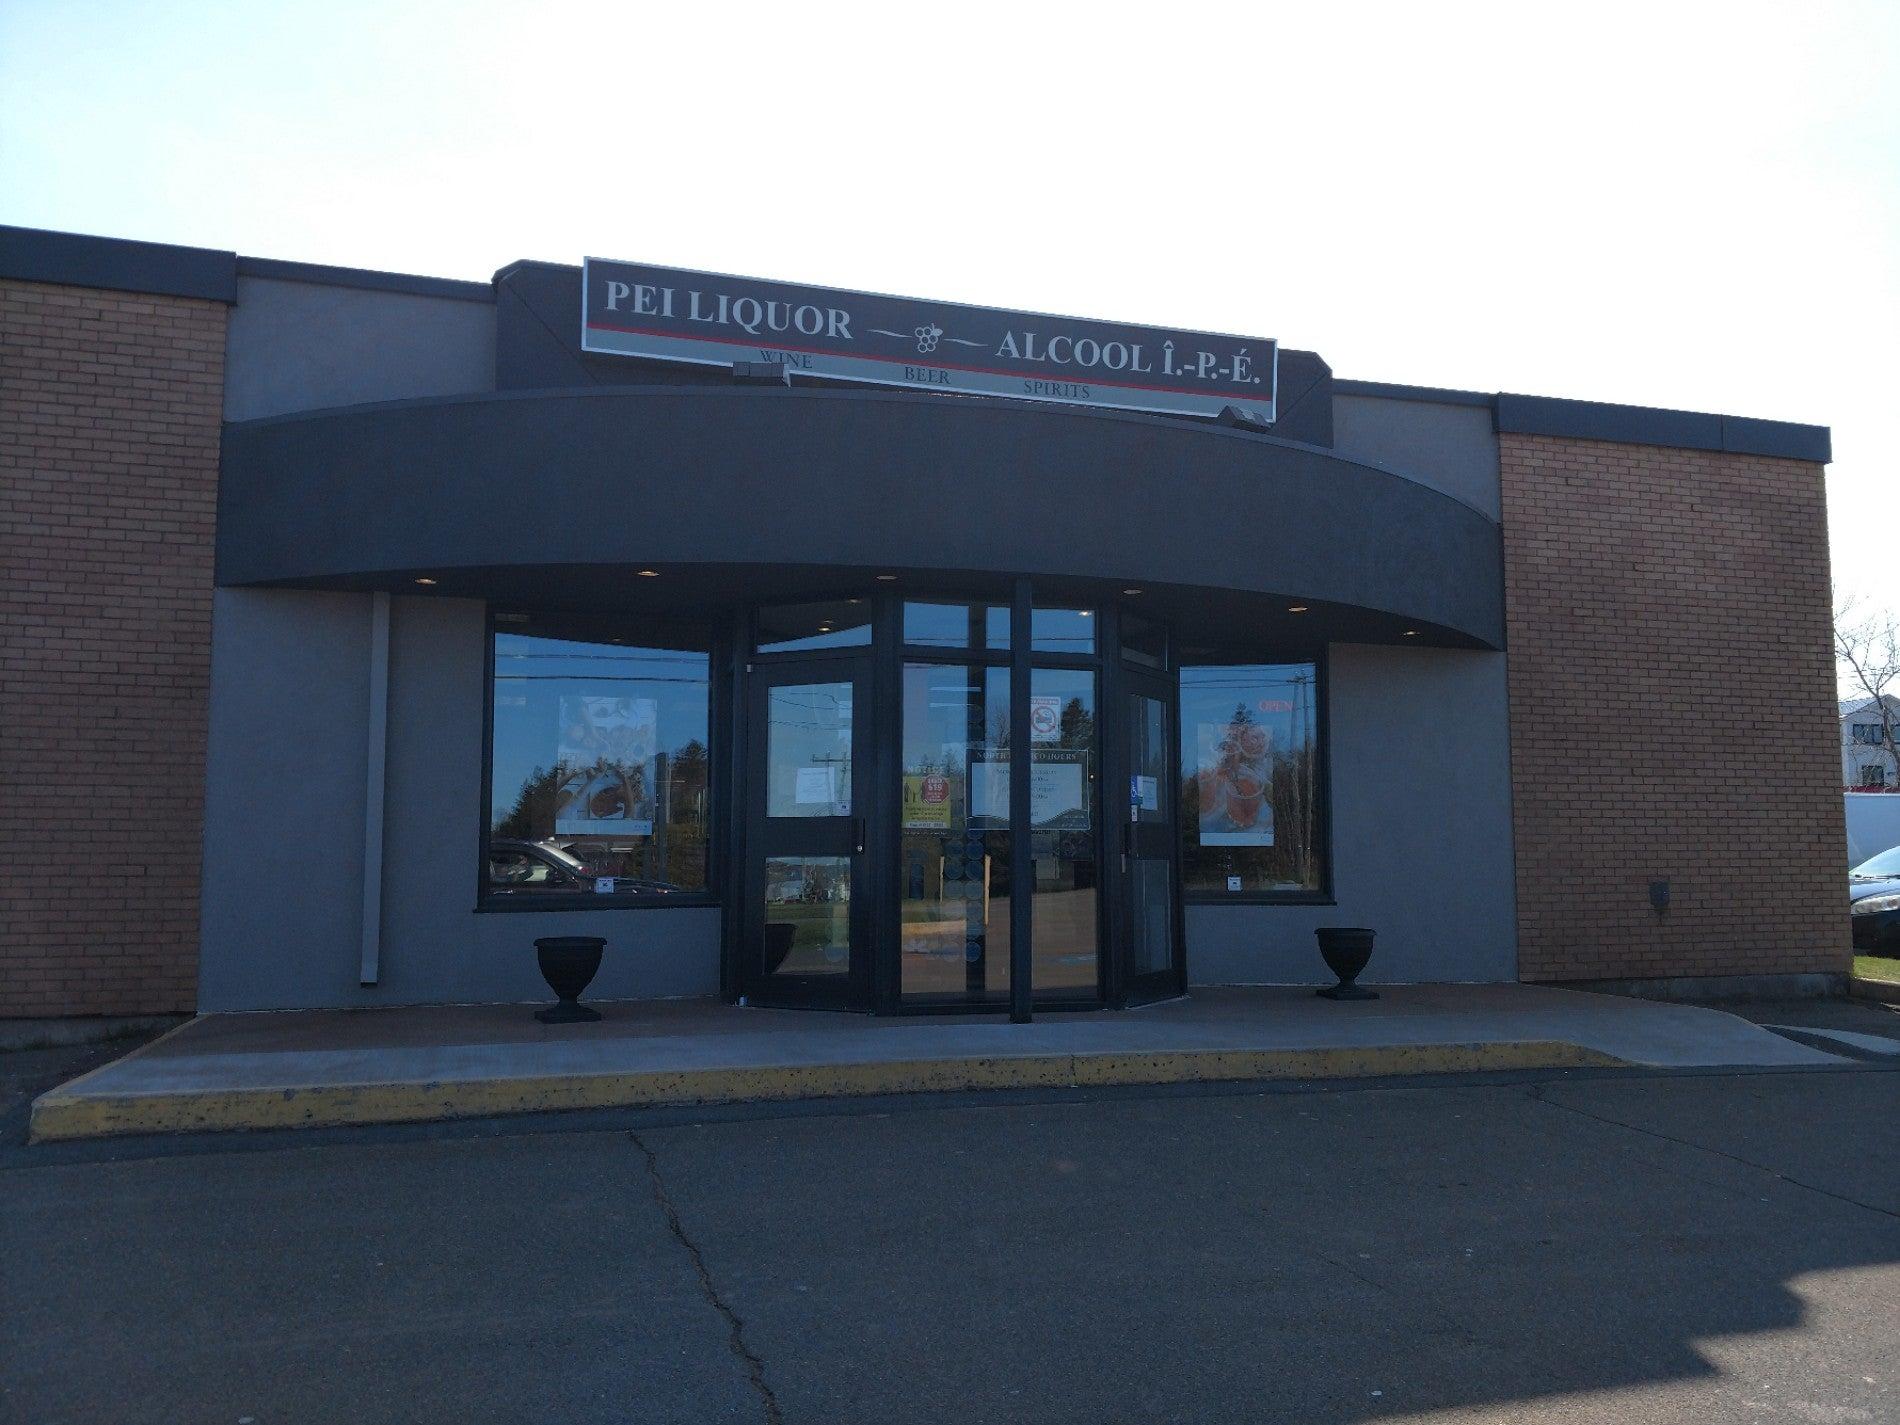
[582,258,1277,425]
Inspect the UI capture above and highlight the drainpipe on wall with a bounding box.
[360,592,391,986]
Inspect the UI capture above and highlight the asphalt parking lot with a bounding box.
[3,1037,1897,1425]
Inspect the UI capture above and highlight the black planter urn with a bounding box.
[1314,927,1379,1000]
[534,936,606,1023]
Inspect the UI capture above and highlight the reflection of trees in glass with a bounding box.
[665,739,711,885]
[495,737,710,890]
[1059,696,1095,749]
[672,739,708,804]
[802,862,838,902]
[496,764,564,840]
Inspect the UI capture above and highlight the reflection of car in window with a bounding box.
[1850,846,1900,952]
[487,838,585,893]
[487,838,684,896]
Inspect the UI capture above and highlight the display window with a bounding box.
[486,611,713,902]
[1177,660,1326,898]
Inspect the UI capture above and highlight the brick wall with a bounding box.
[1500,433,1847,983]
[0,279,226,1017]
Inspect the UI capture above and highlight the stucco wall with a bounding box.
[222,276,495,422]
[198,589,719,1011]
[200,601,1513,1008]
[1331,394,1501,520]
[1186,643,1518,985]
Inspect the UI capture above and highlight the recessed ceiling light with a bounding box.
[1122,588,1142,596]
[875,574,897,582]
[847,598,863,605]
[1403,629,1419,637]
[414,577,437,586]
[637,569,660,578]
[1287,605,1308,613]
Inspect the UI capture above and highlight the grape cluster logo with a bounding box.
[866,318,987,355]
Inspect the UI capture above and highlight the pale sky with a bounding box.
[3,1,1894,619]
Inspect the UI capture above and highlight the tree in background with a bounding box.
[1836,597,1900,789]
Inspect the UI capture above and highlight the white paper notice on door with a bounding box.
[968,760,1088,827]
[794,765,839,806]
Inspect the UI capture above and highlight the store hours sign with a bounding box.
[581,258,1278,425]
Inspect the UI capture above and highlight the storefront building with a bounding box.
[0,224,1850,1019]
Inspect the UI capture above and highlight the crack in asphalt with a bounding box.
[1521,1085,1899,1222]
[1286,1225,1513,1353]
[631,1131,784,1425]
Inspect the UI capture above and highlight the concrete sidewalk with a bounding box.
[28,984,1845,1141]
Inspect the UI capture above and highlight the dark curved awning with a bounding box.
[218,386,1503,649]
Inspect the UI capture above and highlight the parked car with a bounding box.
[1846,791,1900,867]
[1849,845,1900,952]
[488,838,680,896]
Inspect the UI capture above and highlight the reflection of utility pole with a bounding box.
[654,751,669,881]
[1290,672,1313,885]
[970,674,992,997]
[808,750,850,811]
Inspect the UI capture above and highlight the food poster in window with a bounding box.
[1195,704,1275,846]
[555,695,658,835]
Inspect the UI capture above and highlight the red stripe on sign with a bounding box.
[584,320,1272,406]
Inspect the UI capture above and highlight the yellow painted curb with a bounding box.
[28,1040,1628,1142]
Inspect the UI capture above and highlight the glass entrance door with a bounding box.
[734,595,1128,1013]
[1122,669,1184,1001]
[898,662,1013,1006]
[744,664,870,1008]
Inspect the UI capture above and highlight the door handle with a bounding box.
[852,817,866,854]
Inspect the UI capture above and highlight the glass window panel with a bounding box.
[765,682,854,817]
[1179,662,1322,895]
[900,664,1011,1003]
[489,613,711,896]
[1031,607,1095,655]
[1129,857,1173,976]
[1030,667,1098,995]
[762,856,851,977]
[1121,613,1166,669]
[902,601,1010,650]
[1131,693,1168,825]
[756,600,873,653]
